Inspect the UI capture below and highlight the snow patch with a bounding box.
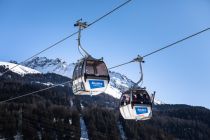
[80,115,89,140]
[117,121,127,140]
[154,98,165,105]
[105,84,122,99]
[0,61,40,75]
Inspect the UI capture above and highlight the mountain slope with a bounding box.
[21,57,136,98]
[22,57,163,104]
[0,61,40,75]
[20,57,132,97]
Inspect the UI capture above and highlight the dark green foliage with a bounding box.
[77,93,119,109]
[21,104,80,140]
[0,103,80,139]
[0,69,80,139]
[121,105,210,140]
[83,107,120,140]
[0,103,17,138]
[0,67,210,140]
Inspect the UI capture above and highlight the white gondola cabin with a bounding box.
[119,88,153,121]
[72,56,110,95]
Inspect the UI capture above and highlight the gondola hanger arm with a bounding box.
[74,19,90,57]
[132,55,144,88]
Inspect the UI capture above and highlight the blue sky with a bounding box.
[0,0,210,108]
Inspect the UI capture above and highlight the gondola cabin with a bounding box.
[72,56,110,95]
[119,89,152,120]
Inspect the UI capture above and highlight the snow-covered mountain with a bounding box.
[21,57,136,98]
[0,61,40,75]
[22,57,75,78]
[22,57,163,104]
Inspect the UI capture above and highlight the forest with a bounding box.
[0,66,210,140]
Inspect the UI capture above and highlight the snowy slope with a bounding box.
[105,84,122,99]
[109,71,135,92]
[80,116,89,140]
[0,61,40,75]
[104,71,135,99]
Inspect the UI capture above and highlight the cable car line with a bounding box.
[0,0,132,76]
[0,81,71,104]
[143,27,210,58]
[108,60,134,70]
[87,0,132,27]
[108,27,210,70]
[0,32,79,77]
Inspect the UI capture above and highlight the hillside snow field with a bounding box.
[0,61,40,75]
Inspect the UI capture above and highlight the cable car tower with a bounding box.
[72,19,110,96]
